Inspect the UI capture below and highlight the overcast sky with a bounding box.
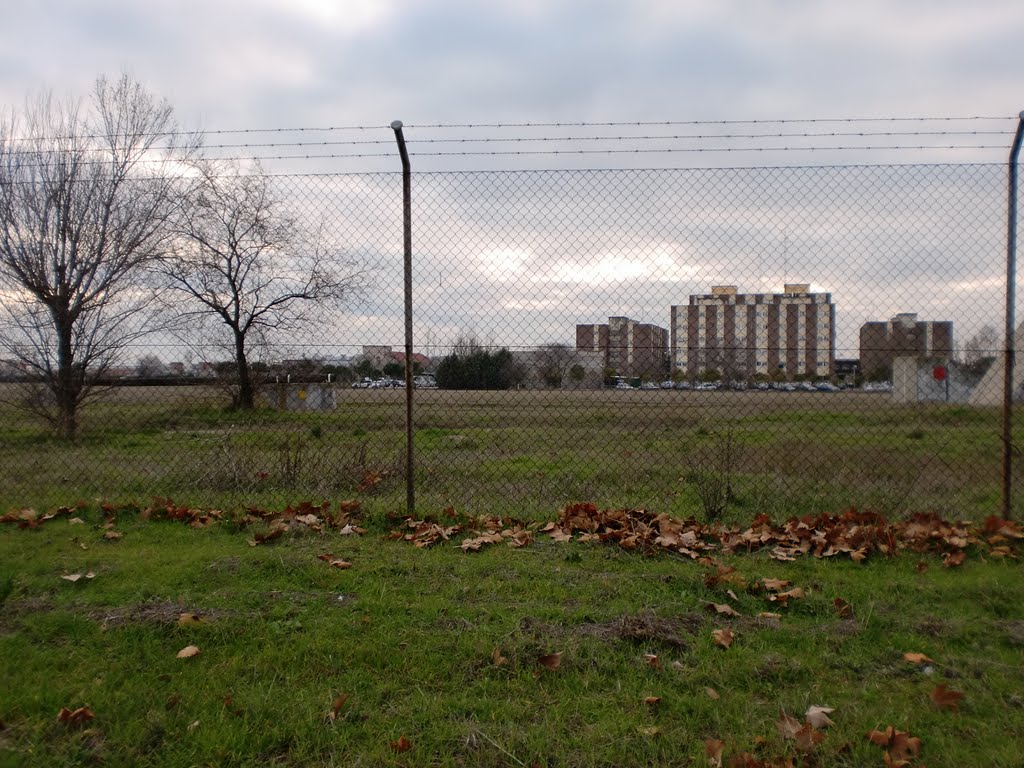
[1,1,1022,362]
[2,1,1021,143]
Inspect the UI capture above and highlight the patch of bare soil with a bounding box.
[520,610,704,648]
[88,602,223,628]
[0,596,54,633]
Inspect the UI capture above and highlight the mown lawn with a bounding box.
[1,505,1022,767]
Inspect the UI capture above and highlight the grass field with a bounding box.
[1,504,1022,767]
[2,385,1023,766]
[0,384,1017,521]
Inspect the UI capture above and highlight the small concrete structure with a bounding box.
[970,321,1024,406]
[892,356,975,404]
[277,383,336,411]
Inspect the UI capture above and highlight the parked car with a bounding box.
[639,381,659,390]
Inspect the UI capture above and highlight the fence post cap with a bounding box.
[390,120,404,130]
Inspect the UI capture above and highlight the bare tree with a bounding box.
[960,324,1000,376]
[535,343,574,388]
[163,160,369,410]
[0,75,198,438]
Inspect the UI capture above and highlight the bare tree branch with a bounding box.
[161,159,370,409]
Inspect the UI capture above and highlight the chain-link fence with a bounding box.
[1,157,1021,519]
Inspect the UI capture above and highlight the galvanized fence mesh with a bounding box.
[0,162,1019,519]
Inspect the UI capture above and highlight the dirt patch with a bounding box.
[88,602,224,628]
[207,557,241,573]
[1002,620,1024,647]
[915,616,955,638]
[520,610,703,648]
[0,596,55,633]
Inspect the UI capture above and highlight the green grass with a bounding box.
[1,509,1022,767]
[2,386,1022,520]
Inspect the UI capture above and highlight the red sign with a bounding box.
[932,365,947,382]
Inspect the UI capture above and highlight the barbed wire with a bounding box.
[2,144,1009,170]
[4,114,1017,144]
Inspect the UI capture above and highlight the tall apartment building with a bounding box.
[670,284,836,379]
[576,316,669,379]
[859,313,953,380]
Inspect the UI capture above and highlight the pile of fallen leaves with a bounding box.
[543,503,1021,563]
[4,498,1021,564]
[385,503,1020,564]
[384,506,534,551]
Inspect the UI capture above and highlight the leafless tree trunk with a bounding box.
[163,160,370,410]
[0,75,198,438]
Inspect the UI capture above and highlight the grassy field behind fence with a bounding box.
[0,384,1017,520]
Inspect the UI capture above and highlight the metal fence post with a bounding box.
[391,120,415,517]
[1002,112,1024,520]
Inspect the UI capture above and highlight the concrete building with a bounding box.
[670,284,836,380]
[575,316,669,379]
[859,313,953,381]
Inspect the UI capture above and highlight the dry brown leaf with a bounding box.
[492,647,508,666]
[705,737,725,767]
[643,653,661,670]
[638,726,661,737]
[867,726,895,747]
[704,686,720,700]
[538,652,562,671]
[177,612,206,627]
[942,551,966,568]
[833,598,852,618]
[890,731,922,760]
[69,517,84,525]
[930,683,964,712]
[757,611,782,620]
[711,628,734,649]
[643,696,661,706]
[390,736,412,752]
[176,645,201,659]
[793,722,825,752]
[762,578,791,591]
[60,572,96,583]
[329,559,353,569]
[805,705,835,729]
[706,602,741,617]
[916,560,929,574]
[903,651,934,665]
[57,706,94,728]
[327,693,349,722]
[102,531,123,541]
[867,726,921,761]
[776,710,803,740]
